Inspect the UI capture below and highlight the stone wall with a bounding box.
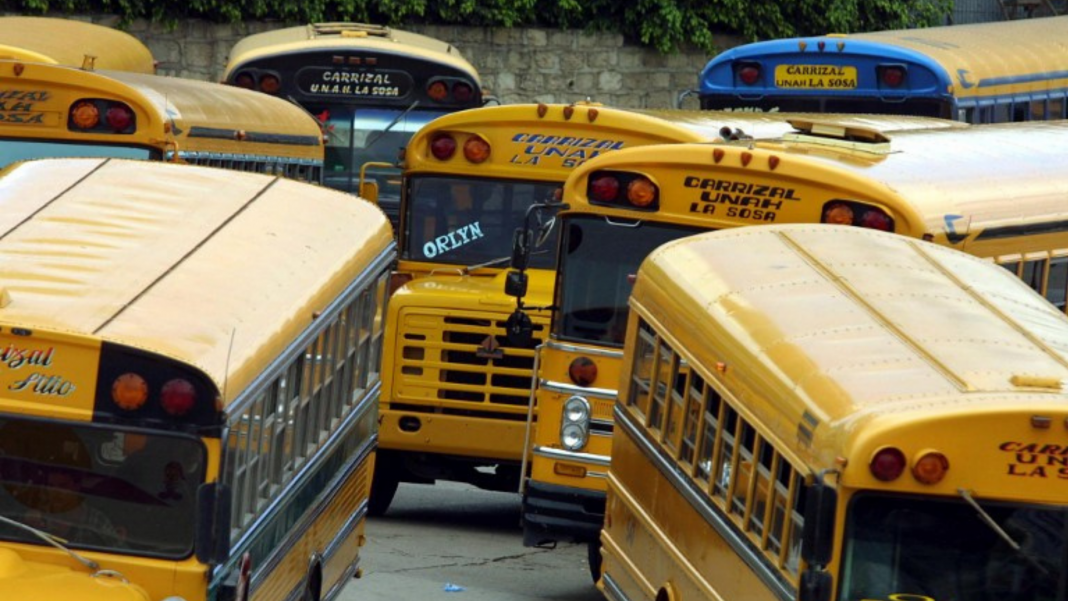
[81,16,741,110]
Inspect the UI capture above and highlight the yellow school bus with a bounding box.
[370,103,964,516]
[507,118,1068,575]
[0,60,324,180]
[0,15,155,73]
[223,22,486,228]
[603,223,1068,601]
[0,157,394,601]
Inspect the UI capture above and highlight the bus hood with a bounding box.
[392,268,555,310]
[0,549,148,601]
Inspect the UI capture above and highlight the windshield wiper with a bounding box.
[0,514,99,571]
[462,255,512,275]
[365,101,420,152]
[958,488,1051,577]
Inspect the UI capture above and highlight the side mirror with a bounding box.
[196,482,232,564]
[801,479,837,567]
[359,180,380,204]
[504,270,528,299]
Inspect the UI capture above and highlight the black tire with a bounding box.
[368,469,399,517]
[587,540,603,585]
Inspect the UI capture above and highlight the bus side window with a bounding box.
[1052,96,1067,119]
[1047,257,1068,310]
[627,319,657,419]
[647,339,675,434]
[1030,99,1049,121]
[679,370,704,467]
[1000,261,1020,277]
[713,405,739,501]
[664,358,688,453]
[1021,258,1047,295]
[696,380,722,484]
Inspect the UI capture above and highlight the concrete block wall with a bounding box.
[80,16,737,110]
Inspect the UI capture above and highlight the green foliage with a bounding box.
[0,0,954,53]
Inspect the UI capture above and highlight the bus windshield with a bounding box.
[0,418,205,559]
[322,107,447,198]
[556,216,704,345]
[840,493,1065,601]
[0,140,154,170]
[403,175,561,269]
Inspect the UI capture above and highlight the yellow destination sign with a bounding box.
[774,65,858,90]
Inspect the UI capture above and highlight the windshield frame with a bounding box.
[0,417,208,560]
[553,214,706,346]
[837,490,1067,601]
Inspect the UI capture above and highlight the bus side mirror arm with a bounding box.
[196,482,232,564]
[358,161,395,205]
[798,471,837,601]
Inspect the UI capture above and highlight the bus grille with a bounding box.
[397,311,547,410]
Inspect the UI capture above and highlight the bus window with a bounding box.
[1048,257,1068,309]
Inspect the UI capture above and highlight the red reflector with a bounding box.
[463,136,491,163]
[880,66,905,88]
[233,72,255,89]
[453,82,474,103]
[70,101,100,130]
[259,74,281,94]
[738,65,760,85]
[860,209,893,231]
[105,105,133,132]
[870,447,906,481]
[568,357,598,387]
[427,81,448,101]
[429,133,457,160]
[161,378,197,416]
[589,176,620,202]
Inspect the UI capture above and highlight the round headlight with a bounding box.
[561,423,588,451]
[563,396,590,424]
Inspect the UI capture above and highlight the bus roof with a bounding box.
[635,224,1068,463]
[0,61,325,157]
[224,22,479,80]
[0,157,393,402]
[0,16,155,74]
[563,119,1068,243]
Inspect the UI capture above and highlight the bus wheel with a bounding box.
[368,470,399,517]
[587,541,603,584]
[303,553,323,601]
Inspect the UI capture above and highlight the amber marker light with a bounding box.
[568,356,598,387]
[112,373,149,411]
[911,451,949,485]
[70,101,100,130]
[427,80,448,102]
[463,135,491,163]
[869,446,906,482]
[626,177,657,207]
[823,202,854,225]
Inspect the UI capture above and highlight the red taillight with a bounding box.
[879,65,906,88]
[429,133,457,160]
[259,74,281,94]
[823,202,854,225]
[912,451,949,485]
[112,373,148,411]
[626,177,657,208]
[568,357,598,387]
[870,447,907,481]
[105,105,134,132]
[427,80,448,102]
[160,378,197,416]
[453,82,474,103]
[463,135,491,163]
[233,72,255,89]
[70,101,100,130]
[738,63,761,85]
[859,208,893,231]
[589,175,620,202]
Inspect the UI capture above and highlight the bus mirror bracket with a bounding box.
[798,470,837,601]
[358,161,395,206]
[196,482,233,564]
